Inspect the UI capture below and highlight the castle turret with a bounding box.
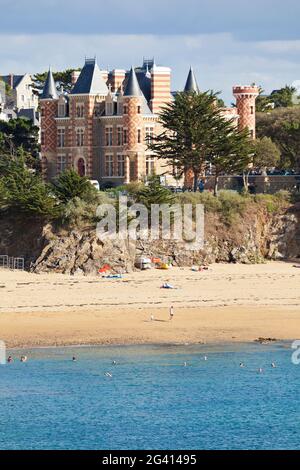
[233,85,259,139]
[40,68,59,179]
[123,67,152,181]
[184,67,199,93]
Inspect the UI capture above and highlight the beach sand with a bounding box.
[0,262,299,348]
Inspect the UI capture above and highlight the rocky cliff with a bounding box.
[0,202,299,275]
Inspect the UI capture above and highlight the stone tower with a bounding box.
[233,85,260,139]
[123,67,152,181]
[40,68,59,179]
[150,63,172,114]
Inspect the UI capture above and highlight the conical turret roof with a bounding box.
[124,67,152,115]
[41,68,58,100]
[124,67,144,97]
[184,67,199,93]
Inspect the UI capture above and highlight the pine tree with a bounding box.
[52,169,96,204]
[149,91,253,193]
[207,122,253,196]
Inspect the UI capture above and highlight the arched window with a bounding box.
[77,158,86,177]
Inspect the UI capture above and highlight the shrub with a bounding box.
[52,170,97,204]
[59,191,112,226]
[254,191,290,213]
[0,154,59,217]
[217,191,249,225]
[177,191,221,212]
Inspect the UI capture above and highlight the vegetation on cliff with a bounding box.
[257,106,300,171]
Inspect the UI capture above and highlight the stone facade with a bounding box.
[40,58,259,187]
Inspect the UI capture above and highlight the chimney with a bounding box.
[108,69,126,92]
[71,71,80,86]
[101,70,109,84]
[150,65,172,114]
[9,73,14,88]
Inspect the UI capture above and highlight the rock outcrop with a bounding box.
[0,203,299,275]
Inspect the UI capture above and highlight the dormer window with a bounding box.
[106,102,113,116]
[123,105,128,115]
[137,106,141,114]
[58,102,66,118]
[117,102,123,115]
[76,104,84,118]
[94,104,101,117]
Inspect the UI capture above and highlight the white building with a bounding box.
[0,73,38,111]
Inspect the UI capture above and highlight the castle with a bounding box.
[40,58,259,187]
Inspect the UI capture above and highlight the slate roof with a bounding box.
[71,58,108,95]
[1,75,24,89]
[124,67,143,97]
[123,67,152,115]
[41,68,59,100]
[184,67,199,93]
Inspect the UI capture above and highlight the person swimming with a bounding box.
[105,372,113,378]
[271,362,276,368]
[240,363,245,368]
[20,356,27,363]
[259,368,264,374]
[204,356,208,361]
[7,356,13,364]
[72,357,77,362]
[112,361,117,366]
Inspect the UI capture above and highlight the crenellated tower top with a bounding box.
[233,85,259,139]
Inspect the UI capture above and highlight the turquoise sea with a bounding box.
[0,343,299,450]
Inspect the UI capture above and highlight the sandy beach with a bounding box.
[0,262,299,348]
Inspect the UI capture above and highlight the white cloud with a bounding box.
[0,33,299,104]
[256,40,300,54]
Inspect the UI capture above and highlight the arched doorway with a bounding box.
[77,158,86,177]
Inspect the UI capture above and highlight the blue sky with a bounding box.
[1,0,300,103]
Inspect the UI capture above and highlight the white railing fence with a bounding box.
[0,255,25,271]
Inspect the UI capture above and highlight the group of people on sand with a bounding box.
[7,355,27,364]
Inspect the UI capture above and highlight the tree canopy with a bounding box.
[256,85,299,112]
[252,137,281,170]
[51,169,97,204]
[257,107,300,171]
[0,152,58,217]
[33,69,81,93]
[148,91,253,193]
[0,118,40,170]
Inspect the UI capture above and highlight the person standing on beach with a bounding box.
[169,306,174,321]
